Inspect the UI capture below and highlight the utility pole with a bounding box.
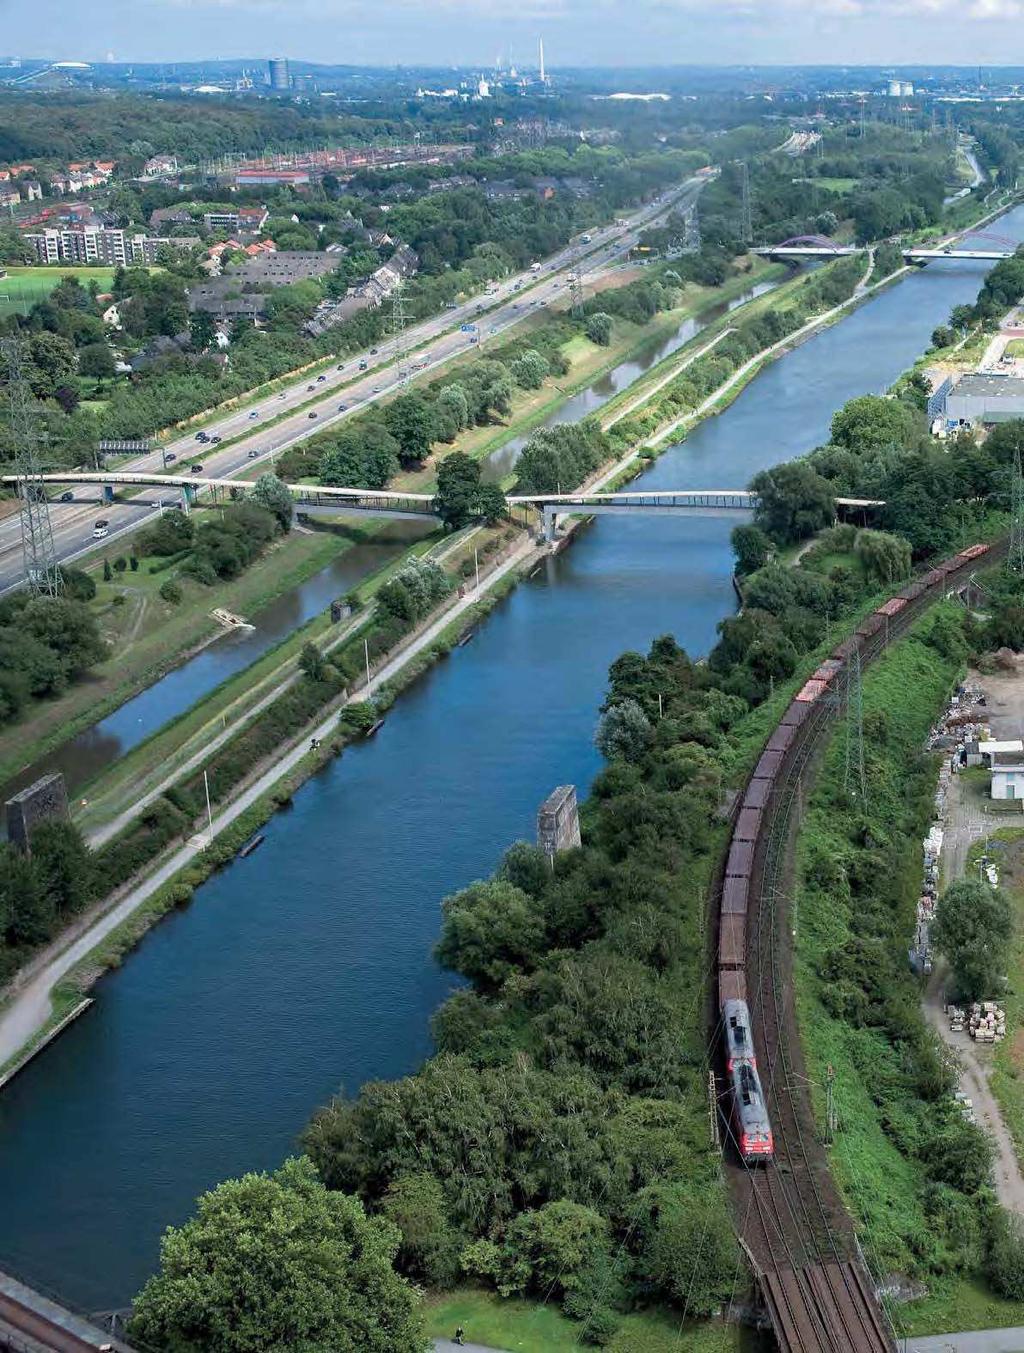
[1010,449,1024,574]
[843,648,866,802]
[3,337,62,596]
[708,1069,721,1151]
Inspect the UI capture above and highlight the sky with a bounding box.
[6,0,1024,70]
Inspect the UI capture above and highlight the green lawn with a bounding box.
[0,265,118,314]
[422,1289,756,1353]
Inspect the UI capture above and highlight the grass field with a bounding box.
[0,265,117,314]
[422,1289,758,1352]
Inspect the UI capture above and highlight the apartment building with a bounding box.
[24,227,197,267]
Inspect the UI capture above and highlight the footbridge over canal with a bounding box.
[754,229,1018,264]
[5,474,885,542]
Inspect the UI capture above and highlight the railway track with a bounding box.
[717,540,1005,1352]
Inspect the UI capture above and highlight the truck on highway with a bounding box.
[581,233,592,244]
[530,262,542,272]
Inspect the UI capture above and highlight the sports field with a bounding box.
[0,265,117,314]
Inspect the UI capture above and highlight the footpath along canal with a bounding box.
[2,223,1022,1310]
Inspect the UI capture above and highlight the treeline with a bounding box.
[0,821,95,984]
[0,577,104,729]
[947,249,1024,332]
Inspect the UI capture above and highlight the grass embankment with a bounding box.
[790,606,1024,1338]
[0,523,370,788]
[423,1289,752,1352]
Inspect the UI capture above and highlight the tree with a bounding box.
[251,474,293,533]
[130,1158,425,1352]
[853,528,911,584]
[103,558,113,582]
[190,309,216,353]
[595,699,653,764]
[435,879,547,989]
[750,462,835,546]
[299,641,326,682]
[637,1184,738,1315]
[474,483,506,525]
[78,342,115,379]
[385,394,435,468]
[731,523,773,576]
[511,349,549,390]
[585,313,613,346]
[26,332,76,398]
[380,1173,460,1286]
[0,842,50,946]
[31,821,93,922]
[931,325,955,350]
[436,383,470,433]
[434,452,480,531]
[933,879,1013,1000]
[20,597,104,679]
[830,394,919,455]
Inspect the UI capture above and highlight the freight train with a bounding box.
[717,541,993,1167]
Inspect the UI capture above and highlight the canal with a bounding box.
[0,279,774,817]
[1,228,1020,1311]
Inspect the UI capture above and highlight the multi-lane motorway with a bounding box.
[0,175,708,592]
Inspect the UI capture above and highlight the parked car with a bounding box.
[93,520,109,538]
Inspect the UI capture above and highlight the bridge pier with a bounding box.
[181,484,196,515]
[543,507,563,543]
[103,484,115,503]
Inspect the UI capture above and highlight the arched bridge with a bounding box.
[3,474,885,543]
[756,228,1017,264]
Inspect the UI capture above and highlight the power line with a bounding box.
[3,337,61,596]
[843,647,866,802]
[390,286,412,387]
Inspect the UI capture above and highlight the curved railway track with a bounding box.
[716,540,1004,1352]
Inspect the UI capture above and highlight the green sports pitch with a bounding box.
[0,266,118,314]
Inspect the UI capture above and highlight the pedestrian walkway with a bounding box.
[907,1327,1024,1352]
[434,1341,507,1353]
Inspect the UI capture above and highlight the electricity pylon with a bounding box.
[3,338,61,596]
[1010,449,1024,574]
[391,287,411,387]
[569,242,584,317]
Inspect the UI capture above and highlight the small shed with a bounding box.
[991,751,1024,802]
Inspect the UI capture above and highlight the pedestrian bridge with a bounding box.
[4,474,885,542]
[754,230,1017,264]
[508,489,884,540]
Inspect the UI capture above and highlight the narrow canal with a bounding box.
[1,227,1021,1311]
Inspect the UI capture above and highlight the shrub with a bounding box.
[159,580,183,604]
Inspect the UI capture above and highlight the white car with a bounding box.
[93,521,109,539]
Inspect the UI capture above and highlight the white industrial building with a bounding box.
[991,752,1024,802]
[941,372,1024,427]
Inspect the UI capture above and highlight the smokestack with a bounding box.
[539,37,545,83]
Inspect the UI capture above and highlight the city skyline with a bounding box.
[9,0,1024,70]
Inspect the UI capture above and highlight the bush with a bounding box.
[113,556,128,573]
[159,580,183,604]
[988,1210,1024,1299]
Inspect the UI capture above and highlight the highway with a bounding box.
[0,175,707,592]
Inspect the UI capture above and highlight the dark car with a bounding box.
[370,347,378,354]
[60,490,74,502]
[210,435,221,444]
[247,449,259,460]
[195,432,207,441]
[165,451,177,463]
[190,464,204,474]
[308,411,318,419]
[317,375,326,382]
[338,403,348,412]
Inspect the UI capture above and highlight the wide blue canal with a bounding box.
[2,223,1022,1311]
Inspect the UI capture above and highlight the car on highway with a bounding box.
[370,347,378,354]
[60,491,74,502]
[164,452,176,463]
[195,432,208,441]
[247,450,259,460]
[160,498,178,508]
[210,435,221,443]
[336,362,345,370]
[93,520,109,538]
[307,384,316,392]
[190,464,204,474]
[372,386,381,393]
[249,410,259,419]
[308,411,318,419]
[358,360,368,370]
[337,403,348,412]
[317,375,326,382]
